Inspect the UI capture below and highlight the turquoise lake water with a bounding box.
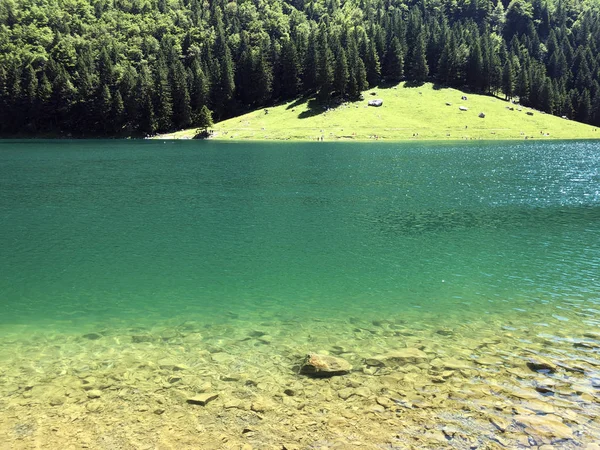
[1,139,599,333]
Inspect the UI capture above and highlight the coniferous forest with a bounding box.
[1,0,599,137]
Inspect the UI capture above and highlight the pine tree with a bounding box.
[212,12,235,116]
[99,83,112,134]
[50,65,76,132]
[21,65,38,130]
[235,42,254,106]
[280,39,300,99]
[111,90,124,134]
[438,31,460,86]
[408,32,429,83]
[467,40,484,91]
[365,40,381,87]
[0,65,8,133]
[154,55,173,132]
[346,32,367,99]
[541,77,556,114]
[576,89,592,123]
[252,45,273,106]
[36,71,52,132]
[190,57,210,115]
[515,63,530,104]
[383,37,404,82]
[136,64,156,136]
[316,27,334,99]
[171,59,192,129]
[303,32,319,93]
[196,105,213,133]
[405,7,423,72]
[333,47,349,96]
[502,59,516,99]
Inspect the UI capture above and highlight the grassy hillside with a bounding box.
[159,83,600,141]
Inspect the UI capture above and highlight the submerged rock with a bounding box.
[82,332,103,340]
[526,356,557,373]
[514,414,573,439]
[131,334,154,343]
[299,354,352,377]
[187,393,218,406]
[87,389,102,399]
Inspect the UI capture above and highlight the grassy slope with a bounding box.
[159,82,600,141]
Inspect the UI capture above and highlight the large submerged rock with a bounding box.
[300,354,352,377]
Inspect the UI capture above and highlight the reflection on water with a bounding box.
[0,139,599,448]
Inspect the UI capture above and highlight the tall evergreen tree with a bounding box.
[383,37,404,81]
[408,31,429,83]
[365,40,381,87]
[502,59,516,99]
[467,39,484,90]
[303,32,319,93]
[280,39,300,99]
[171,59,192,129]
[252,45,273,106]
[316,27,334,99]
[154,55,173,132]
[333,47,349,96]
[136,64,156,135]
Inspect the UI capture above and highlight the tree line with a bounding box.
[0,0,599,137]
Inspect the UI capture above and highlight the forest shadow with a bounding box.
[297,98,328,119]
[286,95,311,110]
[403,80,427,88]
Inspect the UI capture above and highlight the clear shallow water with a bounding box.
[0,139,599,330]
[2,139,600,448]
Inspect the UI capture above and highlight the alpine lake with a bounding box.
[1,139,599,449]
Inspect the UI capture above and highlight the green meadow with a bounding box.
[159,82,599,141]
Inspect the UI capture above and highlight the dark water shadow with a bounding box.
[367,205,600,236]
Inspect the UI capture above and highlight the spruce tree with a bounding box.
[154,55,173,132]
[99,83,112,134]
[197,105,213,133]
[383,37,404,82]
[280,39,300,99]
[252,45,273,106]
[171,59,192,129]
[365,40,381,87]
[408,32,429,83]
[502,59,516,99]
[316,27,334,99]
[303,32,319,93]
[190,57,210,116]
[515,63,531,104]
[0,65,8,133]
[333,47,349,96]
[467,40,484,91]
[576,89,592,123]
[136,64,156,136]
[212,13,235,115]
[111,90,124,134]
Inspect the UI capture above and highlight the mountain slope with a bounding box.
[159,83,599,141]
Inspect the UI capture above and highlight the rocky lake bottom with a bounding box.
[1,303,599,450]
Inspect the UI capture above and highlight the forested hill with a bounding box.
[1,0,599,137]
